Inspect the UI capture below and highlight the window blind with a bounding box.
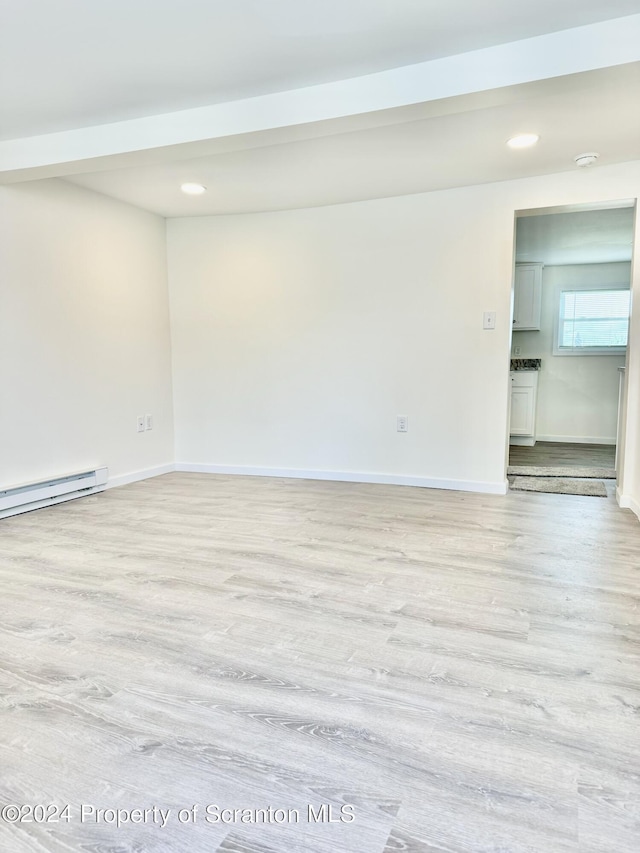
[558,288,630,351]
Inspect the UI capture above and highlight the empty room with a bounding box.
[2,3,640,852]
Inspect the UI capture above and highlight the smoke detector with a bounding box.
[574,152,599,168]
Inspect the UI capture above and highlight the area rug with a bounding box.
[507,465,615,479]
[509,476,608,497]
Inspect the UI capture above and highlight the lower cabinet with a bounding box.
[509,371,538,443]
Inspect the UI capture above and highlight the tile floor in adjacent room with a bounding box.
[508,441,616,470]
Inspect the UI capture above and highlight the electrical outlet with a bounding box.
[137,416,145,433]
[514,346,521,356]
[145,414,153,431]
[397,415,409,433]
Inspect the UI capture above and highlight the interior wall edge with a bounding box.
[616,487,640,521]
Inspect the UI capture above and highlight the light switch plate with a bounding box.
[483,311,496,330]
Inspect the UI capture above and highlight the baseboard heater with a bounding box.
[0,467,108,520]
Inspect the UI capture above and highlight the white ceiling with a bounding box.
[66,64,640,217]
[2,0,640,140]
[516,206,636,265]
[2,4,639,217]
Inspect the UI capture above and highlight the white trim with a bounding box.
[516,199,636,218]
[175,463,508,496]
[107,463,176,489]
[509,436,536,446]
[535,434,616,445]
[616,487,640,520]
[552,348,628,357]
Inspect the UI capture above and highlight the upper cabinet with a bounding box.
[513,263,543,331]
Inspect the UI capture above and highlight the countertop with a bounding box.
[510,358,541,371]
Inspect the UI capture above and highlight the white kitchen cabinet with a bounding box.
[509,371,538,443]
[513,263,543,330]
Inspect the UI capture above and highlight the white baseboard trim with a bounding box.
[616,487,640,520]
[175,463,509,496]
[107,463,176,489]
[535,435,616,445]
[509,437,536,447]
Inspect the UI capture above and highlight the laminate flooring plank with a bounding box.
[576,771,640,853]
[383,825,451,852]
[216,835,280,853]
[0,472,638,851]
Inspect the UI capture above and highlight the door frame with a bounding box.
[504,198,638,489]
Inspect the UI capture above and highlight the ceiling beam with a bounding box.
[1,15,639,183]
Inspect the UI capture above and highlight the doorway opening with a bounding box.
[506,200,636,499]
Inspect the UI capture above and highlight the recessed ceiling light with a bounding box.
[574,152,599,168]
[507,133,540,149]
[181,182,207,195]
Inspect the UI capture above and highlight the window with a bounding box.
[555,286,630,355]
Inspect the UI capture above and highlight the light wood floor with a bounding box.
[509,441,616,468]
[1,473,639,852]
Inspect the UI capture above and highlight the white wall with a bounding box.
[167,161,640,499]
[4,164,638,516]
[167,193,515,492]
[0,179,174,487]
[513,262,630,443]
